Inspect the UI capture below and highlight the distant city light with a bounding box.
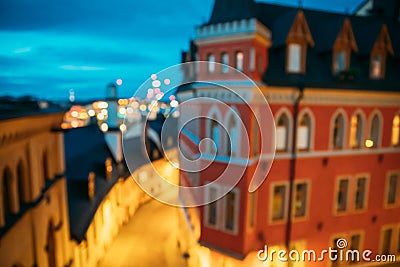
[69,89,75,102]
[119,107,126,115]
[126,107,133,114]
[170,100,179,108]
[164,78,170,85]
[116,78,123,86]
[152,80,161,88]
[151,74,157,80]
[365,139,374,148]
[88,109,95,117]
[71,111,78,118]
[100,123,109,132]
[71,120,79,128]
[139,104,147,112]
[101,109,108,116]
[169,95,176,101]
[120,124,127,133]
[96,101,108,109]
[97,113,105,120]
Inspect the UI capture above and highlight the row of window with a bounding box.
[206,49,263,74]
[1,152,50,227]
[204,172,400,234]
[276,109,400,152]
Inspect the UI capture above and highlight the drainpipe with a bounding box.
[285,84,304,250]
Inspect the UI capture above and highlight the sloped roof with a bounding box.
[207,0,256,25]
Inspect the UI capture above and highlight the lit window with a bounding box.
[332,113,345,150]
[371,54,383,79]
[276,113,289,152]
[248,192,256,230]
[381,228,393,254]
[386,173,399,205]
[392,114,400,146]
[288,44,301,73]
[294,182,308,218]
[369,114,381,148]
[223,189,239,232]
[221,53,229,73]
[210,118,220,154]
[272,184,287,221]
[350,114,363,148]
[235,51,244,71]
[355,177,367,210]
[208,54,215,73]
[337,178,349,212]
[297,113,311,150]
[206,187,218,227]
[226,113,238,156]
[334,50,347,73]
[250,48,255,71]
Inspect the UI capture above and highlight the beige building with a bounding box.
[0,109,71,267]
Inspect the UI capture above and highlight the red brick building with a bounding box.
[178,0,400,266]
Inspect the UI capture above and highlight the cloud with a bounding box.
[59,65,107,71]
[13,47,32,54]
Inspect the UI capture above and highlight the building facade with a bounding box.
[178,0,400,266]
[0,109,71,267]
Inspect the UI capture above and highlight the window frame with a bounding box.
[292,180,310,220]
[269,181,289,224]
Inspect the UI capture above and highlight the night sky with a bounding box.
[0,0,363,101]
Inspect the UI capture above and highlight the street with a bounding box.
[99,190,193,267]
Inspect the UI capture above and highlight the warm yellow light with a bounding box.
[139,104,147,111]
[97,113,105,120]
[119,107,126,115]
[96,101,108,109]
[71,110,78,118]
[126,107,133,114]
[61,122,68,129]
[118,99,128,106]
[119,124,127,132]
[71,120,79,128]
[170,100,179,108]
[100,123,108,132]
[131,101,139,109]
[88,109,95,117]
[101,109,108,115]
[365,139,374,148]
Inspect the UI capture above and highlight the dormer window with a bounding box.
[333,50,347,73]
[332,18,358,75]
[287,43,302,73]
[285,10,314,74]
[235,52,244,71]
[371,54,383,78]
[370,24,393,80]
[221,53,229,73]
[208,54,215,73]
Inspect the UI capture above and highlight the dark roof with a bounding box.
[207,0,256,25]
[64,125,120,242]
[180,0,400,93]
[0,96,66,121]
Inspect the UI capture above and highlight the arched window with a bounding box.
[210,117,220,155]
[392,114,400,147]
[235,52,244,71]
[370,114,381,148]
[350,113,363,149]
[17,160,26,204]
[276,113,290,152]
[226,113,238,157]
[2,167,13,223]
[297,113,312,151]
[332,113,345,149]
[221,53,229,73]
[208,54,215,73]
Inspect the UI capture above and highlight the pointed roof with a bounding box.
[207,0,256,25]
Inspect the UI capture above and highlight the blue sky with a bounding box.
[0,0,364,101]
